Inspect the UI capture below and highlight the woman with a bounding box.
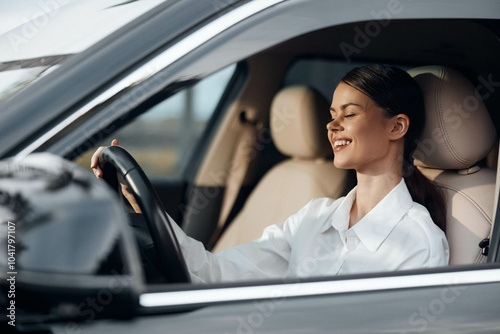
[91,64,449,283]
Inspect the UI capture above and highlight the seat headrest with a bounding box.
[270,86,332,159]
[408,66,497,170]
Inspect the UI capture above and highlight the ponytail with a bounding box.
[404,162,447,232]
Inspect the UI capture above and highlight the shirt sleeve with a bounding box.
[169,203,309,284]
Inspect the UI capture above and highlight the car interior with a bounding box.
[72,18,500,282]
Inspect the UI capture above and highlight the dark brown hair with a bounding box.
[341,64,446,232]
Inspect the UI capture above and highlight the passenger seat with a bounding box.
[213,86,354,253]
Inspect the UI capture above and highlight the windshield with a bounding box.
[0,0,167,104]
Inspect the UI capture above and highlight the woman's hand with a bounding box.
[90,139,142,213]
[90,139,119,178]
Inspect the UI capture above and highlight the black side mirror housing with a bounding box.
[0,153,144,327]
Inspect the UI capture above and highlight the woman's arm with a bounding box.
[91,140,297,283]
[170,214,296,283]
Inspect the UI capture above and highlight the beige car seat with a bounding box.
[409,66,497,265]
[213,86,354,253]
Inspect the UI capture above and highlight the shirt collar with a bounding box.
[319,185,356,234]
[320,178,413,253]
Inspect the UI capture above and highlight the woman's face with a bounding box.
[327,82,399,173]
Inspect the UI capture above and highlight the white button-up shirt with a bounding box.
[172,179,449,283]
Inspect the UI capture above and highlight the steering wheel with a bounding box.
[98,145,190,283]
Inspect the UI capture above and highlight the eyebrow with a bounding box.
[329,103,361,113]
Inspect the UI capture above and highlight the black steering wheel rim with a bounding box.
[99,145,190,283]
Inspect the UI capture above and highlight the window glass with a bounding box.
[0,0,168,105]
[284,59,409,102]
[75,64,236,177]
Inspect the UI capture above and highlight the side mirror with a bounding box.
[0,153,144,328]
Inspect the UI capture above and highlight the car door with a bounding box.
[64,266,500,334]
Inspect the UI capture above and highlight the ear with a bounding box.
[388,114,409,140]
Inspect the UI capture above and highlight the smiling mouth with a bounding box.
[334,140,351,148]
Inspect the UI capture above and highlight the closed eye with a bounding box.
[327,113,355,124]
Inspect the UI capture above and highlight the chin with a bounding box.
[333,159,351,170]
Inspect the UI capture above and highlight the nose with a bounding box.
[326,117,342,132]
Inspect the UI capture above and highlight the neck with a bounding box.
[349,171,402,228]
